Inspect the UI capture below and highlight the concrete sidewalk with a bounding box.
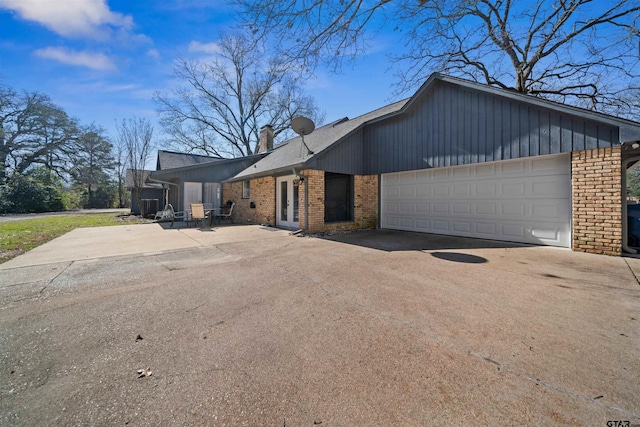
[0,223,292,269]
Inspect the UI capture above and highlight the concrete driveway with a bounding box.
[0,225,638,425]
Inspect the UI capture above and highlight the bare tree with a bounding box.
[113,135,128,208]
[155,32,322,157]
[236,0,640,115]
[117,116,154,217]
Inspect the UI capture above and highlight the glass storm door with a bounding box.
[276,175,299,229]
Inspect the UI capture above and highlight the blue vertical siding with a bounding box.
[362,81,620,174]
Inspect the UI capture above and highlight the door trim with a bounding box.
[276,175,300,229]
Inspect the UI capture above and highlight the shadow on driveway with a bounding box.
[320,229,529,253]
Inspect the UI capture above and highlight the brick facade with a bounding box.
[300,169,378,234]
[223,170,379,233]
[571,147,622,256]
[222,177,276,225]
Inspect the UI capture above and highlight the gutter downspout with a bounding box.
[147,177,179,209]
[378,173,382,229]
[303,171,309,234]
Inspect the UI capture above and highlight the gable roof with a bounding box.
[229,99,408,181]
[398,73,640,143]
[156,150,224,170]
[229,73,640,181]
[151,153,265,177]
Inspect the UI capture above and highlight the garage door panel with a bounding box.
[531,178,569,197]
[453,203,471,214]
[501,223,526,239]
[432,220,449,231]
[384,201,399,213]
[476,182,497,196]
[433,169,449,179]
[416,186,431,197]
[400,187,415,197]
[415,219,430,230]
[381,154,571,247]
[415,202,429,213]
[453,221,471,233]
[415,170,431,182]
[475,203,496,215]
[475,222,496,236]
[500,161,526,175]
[399,218,413,228]
[500,202,526,217]
[433,203,449,214]
[434,185,449,196]
[400,202,413,212]
[532,204,561,219]
[501,182,526,197]
[531,225,563,242]
[385,187,401,199]
[531,155,567,173]
[475,164,497,176]
[453,183,471,196]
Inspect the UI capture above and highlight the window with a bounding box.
[242,180,250,199]
[324,173,353,223]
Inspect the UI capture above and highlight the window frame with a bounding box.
[241,180,250,199]
[324,172,354,223]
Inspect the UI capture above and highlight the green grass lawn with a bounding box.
[0,213,146,264]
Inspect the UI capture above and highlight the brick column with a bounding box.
[571,147,622,256]
[301,169,325,233]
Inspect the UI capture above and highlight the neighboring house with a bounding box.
[224,73,640,256]
[125,169,164,216]
[148,150,264,213]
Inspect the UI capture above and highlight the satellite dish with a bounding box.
[291,116,315,136]
[291,116,315,156]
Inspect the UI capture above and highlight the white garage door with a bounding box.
[381,154,571,247]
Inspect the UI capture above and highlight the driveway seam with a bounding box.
[624,258,640,286]
[177,229,207,247]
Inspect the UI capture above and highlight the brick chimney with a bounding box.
[259,124,274,154]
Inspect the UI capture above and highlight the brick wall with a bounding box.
[300,169,325,233]
[222,177,276,225]
[571,147,622,256]
[300,169,378,234]
[223,171,378,233]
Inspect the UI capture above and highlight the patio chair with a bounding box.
[215,202,235,224]
[189,203,207,228]
[154,204,185,228]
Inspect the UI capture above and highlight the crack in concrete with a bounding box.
[40,261,74,293]
[468,351,640,420]
[624,258,640,287]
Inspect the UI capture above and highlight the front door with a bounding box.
[277,175,299,229]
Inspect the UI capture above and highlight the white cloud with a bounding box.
[188,41,221,55]
[147,48,160,60]
[34,47,116,71]
[0,0,133,39]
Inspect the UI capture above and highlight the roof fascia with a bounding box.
[366,73,640,143]
[224,162,306,183]
[152,153,266,175]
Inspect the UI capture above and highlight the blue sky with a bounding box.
[0,0,401,148]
